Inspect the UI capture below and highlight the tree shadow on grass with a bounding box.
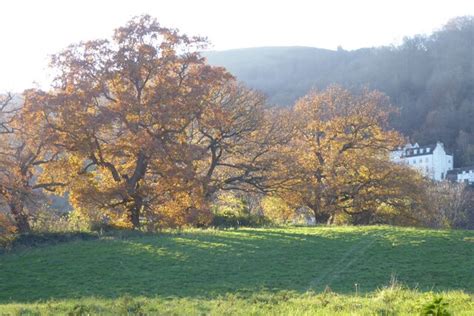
[1,226,473,303]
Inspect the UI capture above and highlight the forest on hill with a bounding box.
[205,16,474,167]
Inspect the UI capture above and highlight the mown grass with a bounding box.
[1,226,473,314]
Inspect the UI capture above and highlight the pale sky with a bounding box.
[1,0,473,92]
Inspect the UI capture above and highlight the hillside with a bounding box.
[1,226,473,314]
[205,16,474,167]
[205,46,341,106]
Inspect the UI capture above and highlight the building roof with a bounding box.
[402,144,437,158]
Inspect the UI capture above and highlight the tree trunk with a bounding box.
[314,212,330,224]
[310,205,331,224]
[128,195,143,229]
[326,214,334,225]
[9,200,30,233]
[125,151,148,229]
[352,211,373,225]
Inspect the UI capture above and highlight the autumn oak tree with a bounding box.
[190,82,291,201]
[25,16,232,229]
[280,86,428,224]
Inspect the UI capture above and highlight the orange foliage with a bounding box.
[23,16,231,229]
[0,17,434,232]
[277,86,428,224]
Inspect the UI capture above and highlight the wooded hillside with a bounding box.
[205,16,474,167]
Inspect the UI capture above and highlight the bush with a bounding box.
[210,192,271,228]
[420,297,451,316]
[0,212,16,248]
[424,182,474,229]
[30,209,71,232]
[210,213,270,228]
[89,221,129,233]
[68,304,92,316]
[118,295,145,315]
[260,196,296,224]
[4,232,98,251]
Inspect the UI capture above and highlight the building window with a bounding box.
[425,158,428,162]
[420,149,424,154]
[441,172,444,179]
[427,148,430,153]
[419,159,422,163]
[414,149,418,154]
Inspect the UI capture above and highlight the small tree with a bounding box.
[425,181,474,229]
[0,93,63,233]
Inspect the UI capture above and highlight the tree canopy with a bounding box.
[1,15,467,233]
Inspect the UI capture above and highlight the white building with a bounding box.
[390,142,453,181]
[447,166,474,186]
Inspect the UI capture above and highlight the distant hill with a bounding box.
[204,16,474,167]
[204,46,407,107]
[205,46,342,105]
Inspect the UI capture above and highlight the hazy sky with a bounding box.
[1,0,473,92]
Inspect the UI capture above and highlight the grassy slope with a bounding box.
[1,226,473,314]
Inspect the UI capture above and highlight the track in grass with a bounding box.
[308,235,377,290]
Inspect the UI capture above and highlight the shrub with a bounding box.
[0,212,16,248]
[210,213,270,228]
[420,297,451,316]
[30,209,71,233]
[210,192,271,228]
[7,232,98,250]
[424,182,474,229]
[118,295,145,316]
[68,304,92,316]
[260,196,296,224]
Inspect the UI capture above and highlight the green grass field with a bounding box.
[1,226,473,315]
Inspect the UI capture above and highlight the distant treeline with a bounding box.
[205,16,474,167]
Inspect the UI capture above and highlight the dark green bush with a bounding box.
[210,214,270,228]
[2,232,98,252]
[68,304,92,316]
[90,221,131,233]
[421,297,451,316]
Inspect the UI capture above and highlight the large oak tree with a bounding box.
[25,16,232,229]
[280,86,428,224]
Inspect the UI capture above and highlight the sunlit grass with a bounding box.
[1,226,473,314]
[0,289,472,315]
